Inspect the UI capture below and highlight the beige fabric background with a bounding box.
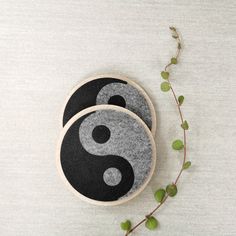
[0,1,236,235]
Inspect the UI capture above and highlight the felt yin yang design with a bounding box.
[57,105,156,205]
[62,75,156,135]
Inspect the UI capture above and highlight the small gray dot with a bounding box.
[103,168,122,186]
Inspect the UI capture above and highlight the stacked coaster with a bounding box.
[56,74,157,206]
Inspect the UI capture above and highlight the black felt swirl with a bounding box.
[60,112,135,201]
[63,78,126,126]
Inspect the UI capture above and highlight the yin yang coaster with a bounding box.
[57,105,156,206]
[61,74,156,136]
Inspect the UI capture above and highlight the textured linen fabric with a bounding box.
[0,0,236,235]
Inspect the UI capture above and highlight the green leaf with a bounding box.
[169,26,176,31]
[178,95,184,106]
[161,82,171,92]
[154,189,166,203]
[145,216,158,230]
[181,120,189,130]
[172,139,184,150]
[161,71,169,80]
[166,184,178,197]
[171,57,178,64]
[120,220,131,231]
[183,161,191,170]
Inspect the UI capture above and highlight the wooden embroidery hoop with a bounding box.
[60,74,157,136]
[56,105,157,206]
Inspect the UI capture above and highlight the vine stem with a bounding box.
[125,27,187,236]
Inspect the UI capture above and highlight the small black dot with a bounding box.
[92,125,111,144]
[108,95,126,108]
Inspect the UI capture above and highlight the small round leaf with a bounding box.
[172,140,184,150]
[161,82,171,92]
[120,220,131,231]
[169,26,176,31]
[145,216,158,230]
[181,120,189,130]
[183,161,191,170]
[161,71,169,80]
[171,57,177,64]
[178,95,184,106]
[166,184,178,197]
[154,189,166,203]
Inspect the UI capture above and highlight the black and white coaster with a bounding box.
[61,74,156,136]
[57,105,156,206]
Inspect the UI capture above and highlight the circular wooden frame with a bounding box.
[56,105,157,206]
[60,74,157,136]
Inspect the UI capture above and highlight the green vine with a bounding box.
[120,27,191,235]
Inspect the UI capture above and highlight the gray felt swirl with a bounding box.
[96,82,152,131]
[58,106,156,204]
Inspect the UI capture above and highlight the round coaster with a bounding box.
[61,74,156,136]
[57,105,156,206]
